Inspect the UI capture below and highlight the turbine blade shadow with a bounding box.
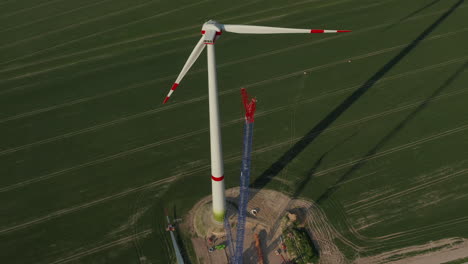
[251,0,465,191]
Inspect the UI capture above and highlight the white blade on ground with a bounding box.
[163,36,206,104]
[222,24,351,34]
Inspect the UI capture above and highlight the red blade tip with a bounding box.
[163,97,170,104]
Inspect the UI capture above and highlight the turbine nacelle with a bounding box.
[202,20,222,44]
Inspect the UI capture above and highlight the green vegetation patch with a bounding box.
[442,257,468,264]
[284,227,319,264]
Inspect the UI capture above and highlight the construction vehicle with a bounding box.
[254,233,264,264]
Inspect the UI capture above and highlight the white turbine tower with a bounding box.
[163,20,350,222]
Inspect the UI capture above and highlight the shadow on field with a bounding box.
[385,0,443,31]
[293,131,358,198]
[251,0,465,193]
[316,60,468,204]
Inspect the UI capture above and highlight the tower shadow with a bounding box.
[385,0,443,31]
[251,0,465,191]
[316,60,468,204]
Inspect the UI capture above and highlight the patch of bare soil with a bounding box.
[355,238,468,264]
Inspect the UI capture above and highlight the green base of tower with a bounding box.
[213,210,225,222]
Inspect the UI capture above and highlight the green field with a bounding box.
[1,0,467,263]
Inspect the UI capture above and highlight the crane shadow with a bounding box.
[316,60,468,204]
[250,0,465,191]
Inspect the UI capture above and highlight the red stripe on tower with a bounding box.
[211,175,224,181]
[310,29,325,33]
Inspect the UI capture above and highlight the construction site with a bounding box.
[182,188,328,264]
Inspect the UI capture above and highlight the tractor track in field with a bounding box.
[0,52,468,161]
[352,216,468,253]
[375,216,468,242]
[0,55,465,159]
[0,0,209,67]
[1,84,467,195]
[346,168,468,214]
[1,24,466,127]
[0,0,67,19]
[0,0,264,76]
[295,196,468,261]
[344,163,466,210]
[311,185,468,254]
[0,0,319,67]
[3,120,466,236]
[47,229,152,264]
[294,199,349,263]
[0,0,16,8]
[0,0,271,75]
[282,64,306,186]
[0,0,115,34]
[0,0,163,50]
[6,0,251,37]
[321,195,468,254]
[0,176,175,235]
[131,189,146,263]
[312,123,468,178]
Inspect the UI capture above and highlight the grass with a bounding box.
[0,0,467,263]
[442,257,468,264]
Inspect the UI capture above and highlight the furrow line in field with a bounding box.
[0,0,16,7]
[1,29,465,127]
[0,0,163,50]
[0,127,208,192]
[0,0,67,18]
[2,121,466,234]
[0,0,323,67]
[347,168,468,214]
[49,229,153,264]
[314,124,468,178]
[1,85,465,194]
[0,0,115,34]
[376,216,468,242]
[2,54,113,82]
[0,177,175,235]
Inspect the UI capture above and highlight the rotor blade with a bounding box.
[163,36,206,104]
[222,24,351,34]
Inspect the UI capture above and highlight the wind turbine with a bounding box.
[163,20,350,222]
